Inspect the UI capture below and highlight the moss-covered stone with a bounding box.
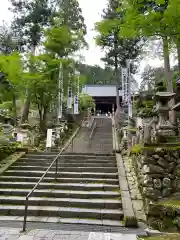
[139,234,180,240]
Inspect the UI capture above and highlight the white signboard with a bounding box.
[46,129,53,148]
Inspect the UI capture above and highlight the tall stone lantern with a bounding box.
[154,92,176,140]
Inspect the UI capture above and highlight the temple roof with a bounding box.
[81,85,123,97]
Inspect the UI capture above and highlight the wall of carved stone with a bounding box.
[132,149,180,201]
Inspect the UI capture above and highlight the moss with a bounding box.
[163,218,175,229]
[143,145,180,150]
[129,144,180,155]
[138,234,180,240]
[159,199,180,209]
[130,144,142,154]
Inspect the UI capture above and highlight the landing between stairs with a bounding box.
[0,227,139,239]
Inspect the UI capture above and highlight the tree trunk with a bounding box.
[12,92,17,126]
[21,95,30,123]
[162,36,175,124]
[176,38,180,72]
[39,107,48,134]
[21,45,36,124]
[114,34,121,112]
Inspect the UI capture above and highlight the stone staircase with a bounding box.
[90,117,113,154]
[0,151,124,226]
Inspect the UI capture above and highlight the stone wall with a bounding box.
[131,149,180,201]
[148,203,180,232]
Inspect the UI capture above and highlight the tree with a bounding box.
[9,0,55,123]
[0,22,21,55]
[58,0,87,49]
[23,54,59,132]
[119,0,180,122]
[0,53,23,124]
[79,93,95,112]
[95,0,144,117]
[140,65,165,91]
[43,0,87,121]
[75,63,114,85]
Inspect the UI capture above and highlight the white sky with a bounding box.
[0,0,166,83]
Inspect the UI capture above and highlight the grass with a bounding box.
[138,234,180,240]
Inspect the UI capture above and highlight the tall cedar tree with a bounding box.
[9,0,54,123]
[96,0,143,112]
[57,0,87,50]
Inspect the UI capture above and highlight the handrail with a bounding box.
[88,119,96,147]
[22,123,81,232]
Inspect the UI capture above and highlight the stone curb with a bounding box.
[0,151,26,176]
[111,117,119,153]
[116,154,138,228]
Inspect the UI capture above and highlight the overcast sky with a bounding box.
[0,0,165,82]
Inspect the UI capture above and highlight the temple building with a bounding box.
[81,84,123,113]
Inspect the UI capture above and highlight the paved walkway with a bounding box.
[0,228,137,240]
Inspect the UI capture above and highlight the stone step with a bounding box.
[9,166,117,173]
[0,188,120,199]
[25,154,56,159]
[0,215,123,226]
[0,205,123,220]
[28,152,59,155]
[4,170,118,179]
[0,196,122,209]
[13,161,117,167]
[61,152,115,156]
[0,176,119,184]
[24,154,116,160]
[0,182,119,191]
[19,158,116,164]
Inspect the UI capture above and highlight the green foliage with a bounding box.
[130,144,142,154]
[0,142,19,161]
[9,0,54,50]
[79,93,95,111]
[95,0,144,68]
[0,53,23,88]
[76,63,114,84]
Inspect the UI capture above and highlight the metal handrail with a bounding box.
[22,123,80,232]
[88,119,96,147]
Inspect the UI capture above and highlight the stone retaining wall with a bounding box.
[131,149,180,202]
[148,203,180,232]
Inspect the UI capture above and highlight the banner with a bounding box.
[73,70,80,115]
[74,95,79,114]
[67,87,73,109]
[121,67,128,104]
[58,62,63,119]
[126,60,132,118]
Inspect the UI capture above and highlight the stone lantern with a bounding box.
[154,92,176,140]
